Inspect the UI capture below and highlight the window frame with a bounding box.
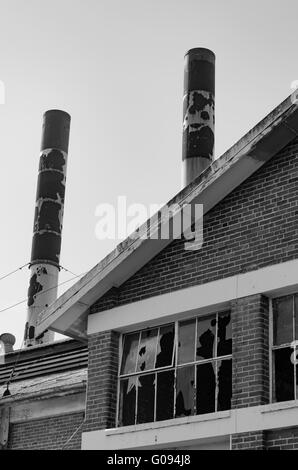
[270,294,298,403]
[117,311,232,427]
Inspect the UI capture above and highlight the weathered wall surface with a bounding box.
[7,412,84,450]
[232,427,298,450]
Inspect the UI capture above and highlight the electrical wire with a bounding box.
[0,271,86,315]
[4,339,25,389]
[59,265,79,277]
[61,418,86,449]
[0,263,29,282]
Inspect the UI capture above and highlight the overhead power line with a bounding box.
[0,271,86,315]
[0,263,30,282]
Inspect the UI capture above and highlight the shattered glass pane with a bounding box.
[274,348,294,402]
[196,362,216,415]
[136,373,155,424]
[217,359,232,411]
[156,370,175,421]
[121,332,140,375]
[137,328,158,372]
[118,377,137,426]
[196,315,216,360]
[178,319,196,364]
[217,312,232,357]
[155,324,175,368]
[273,296,293,346]
[175,366,195,417]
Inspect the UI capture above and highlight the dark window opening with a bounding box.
[272,294,298,403]
[156,370,175,421]
[137,373,155,424]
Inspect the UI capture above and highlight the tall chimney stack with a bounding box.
[182,48,215,187]
[24,110,71,347]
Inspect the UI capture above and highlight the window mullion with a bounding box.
[194,318,198,414]
[135,376,138,425]
[215,313,219,412]
[154,328,160,368]
[293,296,296,401]
[154,372,157,422]
[135,332,142,373]
[215,359,218,412]
[174,321,179,418]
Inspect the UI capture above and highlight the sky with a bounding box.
[0,0,298,347]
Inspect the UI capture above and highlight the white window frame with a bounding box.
[270,294,298,403]
[117,311,232,427]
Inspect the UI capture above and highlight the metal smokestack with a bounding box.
[24,110,71,347]
[182,48,215,187]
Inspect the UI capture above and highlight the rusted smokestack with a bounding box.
[24,110,71,347]
[182,48,215,187]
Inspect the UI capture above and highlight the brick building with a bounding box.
[1,49,298,450]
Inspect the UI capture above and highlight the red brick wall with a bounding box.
[84,330,119,433]
[232,427,298,450]
[232,431,266,450]
[231,294,270,409]
[266,427,298,449]
[8,412,84,450]
[91,139,298,314]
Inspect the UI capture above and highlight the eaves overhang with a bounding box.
[36,93,298,341]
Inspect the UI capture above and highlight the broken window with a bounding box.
[176,366,195,417]
[121,332,139,375]
[118,312,232,427]
[217,313,232,357]
[196,362,216,414]
[136,373,155,424]
[272,294,298,402]
[118,377,137,426]
[137,328,158,372]
[155,324,175,368]
[178,319,196,364]
[196,315,216,360]
[217,359,232,411]
[156,370,175,421]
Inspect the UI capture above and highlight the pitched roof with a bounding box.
[36,93,298,341]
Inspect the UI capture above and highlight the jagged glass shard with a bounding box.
[155,324,175,368]
[217,313,232,357]
[178,319,196,364]
[137,328,158,372]
[121,332,140,375]
[119,377,137,426]
[196,315,216,360]
[175,366,195,417]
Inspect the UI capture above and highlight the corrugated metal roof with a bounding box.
[0,369,87,398]
[0,339,88,386]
